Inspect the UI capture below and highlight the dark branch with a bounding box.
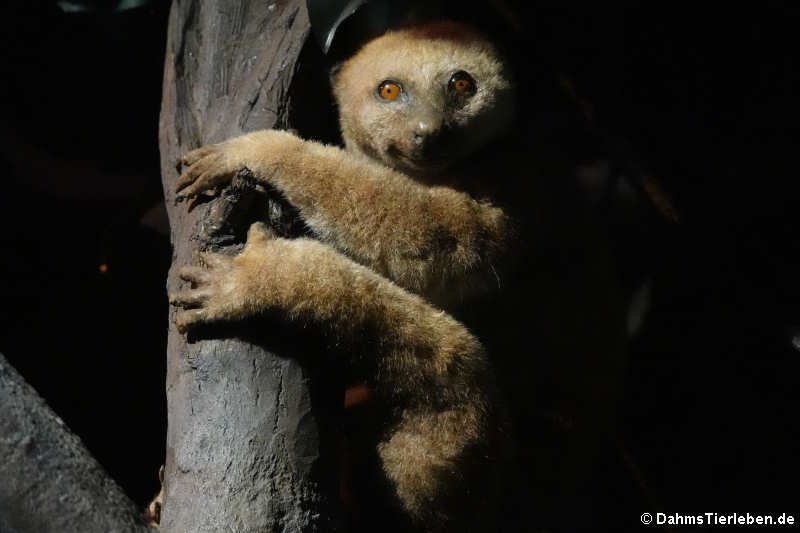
[0,353,154,533]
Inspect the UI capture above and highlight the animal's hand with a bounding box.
[170,222,281,332]
[175,130,302,200]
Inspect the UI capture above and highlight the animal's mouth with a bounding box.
[387,144,450,170]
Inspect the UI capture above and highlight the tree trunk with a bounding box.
[159,1,340,531]
[0,353,155,533]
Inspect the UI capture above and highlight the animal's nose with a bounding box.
[411,115,445,150]
[413,121,431,145]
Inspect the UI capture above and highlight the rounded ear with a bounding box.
[329,62,344,87]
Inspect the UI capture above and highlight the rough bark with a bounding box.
[159,1,339,532]
[0,353,154,533]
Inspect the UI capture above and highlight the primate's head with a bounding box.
[331,22,515,178]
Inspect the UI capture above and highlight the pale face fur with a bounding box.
[332,24,514,178]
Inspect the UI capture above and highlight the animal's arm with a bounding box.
[171,222,497,522]
[171,223,491,404]
[175,130,509,296]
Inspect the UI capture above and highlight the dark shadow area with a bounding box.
[0,0,171,505]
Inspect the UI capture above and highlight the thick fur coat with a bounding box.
[172,22,626,532]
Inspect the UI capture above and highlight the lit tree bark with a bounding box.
[159,1,340,531]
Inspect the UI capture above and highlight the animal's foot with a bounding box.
[144,465,164,526]
[170,250,237,332]
[170,223,278,332]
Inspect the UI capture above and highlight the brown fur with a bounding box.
[172,23,517,530]
[145,465,164,526]
[172,224,499,528]
[175,129,508,297]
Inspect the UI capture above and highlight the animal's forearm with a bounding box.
[233,234,490,402]
[238,131,509,294]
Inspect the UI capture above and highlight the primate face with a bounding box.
[332,22,515,178]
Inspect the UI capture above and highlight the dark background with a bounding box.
[0,0,797,527]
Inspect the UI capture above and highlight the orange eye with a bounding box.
[448,71,477,98]
[378,81,401,100]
